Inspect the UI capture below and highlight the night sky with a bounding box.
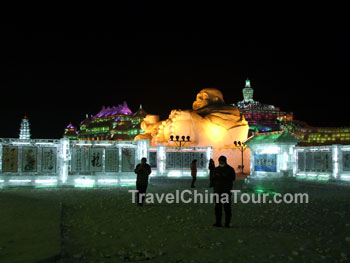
[1,5,348,139]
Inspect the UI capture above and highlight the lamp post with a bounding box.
[169,135,191,150]
[233,141,247,174]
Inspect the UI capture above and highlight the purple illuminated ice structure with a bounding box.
[66,123,76,129]
[94,102,132,118]
[119,101,132,115]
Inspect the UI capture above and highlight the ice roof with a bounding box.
[66,123,76,129]
[246,130,300,146]
[94,101,132,118]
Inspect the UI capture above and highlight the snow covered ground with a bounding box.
[0,178,350,262]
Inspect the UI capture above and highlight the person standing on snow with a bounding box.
[190,159,197,188]
[208,158,215,187]
[212,156,235,228]
[134,157,152,206]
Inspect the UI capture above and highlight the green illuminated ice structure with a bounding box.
[246,130,300,178]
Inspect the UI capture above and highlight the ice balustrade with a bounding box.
[294,145,350,181]
[247,143,350,182]
[0,138,211,187]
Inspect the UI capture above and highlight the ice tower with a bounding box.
[237,79,293,133]
[19,116,31,140]
[242,78,254,102]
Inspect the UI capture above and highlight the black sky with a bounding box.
[1,4,349,138]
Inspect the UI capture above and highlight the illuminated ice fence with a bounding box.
[0,138,212,188]
[295,145,350,182]
[62,139,140,187]
[246,130,350,182]
[148,146,212,178]
[0,138,63,188]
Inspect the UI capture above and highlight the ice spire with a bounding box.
[243,78,254,102]
[245,78,251,88]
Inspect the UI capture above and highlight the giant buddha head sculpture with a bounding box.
[192,88,225,111]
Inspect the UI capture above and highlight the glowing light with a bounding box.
[116,143,137,148]
[74,178,95,187]
[245,78,251,88]
[204,123,226,144]
[318,174,330,178]
[304,177,317,181]
[119,179,136,183]
[340,175,350,181]
[206,146,212,164]
[255,171,269,176]
[119,178,136,187]
[307,174,317,177]
[317,177,329,181]
[309,148,330,152]
[12,142,31,145]
[158,146,166,175]
[98,179,118,184]
[35,185,57,188]
[137,139,148,161]
[293,149,298,176]
[197,171,209,177]
[9,179,31,183]
[318,174,330,181]
[168,171,182,177]
[119,183,136,187]
[283,152,288,170]
[61,138,69,183]
[250,150,254,173]
[289,146,294,154]
[333,145,339,179]
[35,179,58,184]
[340,147,350,151]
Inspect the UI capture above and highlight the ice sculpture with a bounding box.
[135,88,249,147]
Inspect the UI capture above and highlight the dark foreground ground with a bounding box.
[0,178,349,263]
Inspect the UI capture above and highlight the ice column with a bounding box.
[158,145,166,175]
[59,138,70,184]
[136,139,149,162]
[332,144,339,179]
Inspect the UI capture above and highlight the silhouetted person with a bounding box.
[208,159,215,187]
[134,157,151,206]
[191,159,197,188]
[212,156,235,228]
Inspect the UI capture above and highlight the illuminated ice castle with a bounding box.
[64,102,147,141]
[63,123,79,140]
[280,119,350,146]
[237,79,294,133]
